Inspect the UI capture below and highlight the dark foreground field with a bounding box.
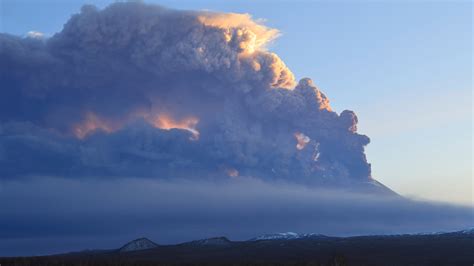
[1,231,473,266]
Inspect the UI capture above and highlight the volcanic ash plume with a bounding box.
[0,2,381,192]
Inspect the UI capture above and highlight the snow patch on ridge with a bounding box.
[118,238,158,252]
[250,232,328,241]
[184,237,232,246]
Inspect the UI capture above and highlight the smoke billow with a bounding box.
[0,177,472,256]
[1,3,473,256]
[0,2,376,189]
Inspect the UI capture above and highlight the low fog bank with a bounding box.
[0,177,472,256]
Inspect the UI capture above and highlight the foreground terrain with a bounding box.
[1,230,473,266]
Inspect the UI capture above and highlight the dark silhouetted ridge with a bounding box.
[118,237,158,252]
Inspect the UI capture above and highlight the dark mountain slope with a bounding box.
[1,230,473,266]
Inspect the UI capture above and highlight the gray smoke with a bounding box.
[1,3,472,257]
[0,177,472,256]
[0,2,373,186]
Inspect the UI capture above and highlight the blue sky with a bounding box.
[1,0,472,204]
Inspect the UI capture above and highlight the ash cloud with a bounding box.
[0,2,373,187]
[0,177,472,256]
[0,4,472,255]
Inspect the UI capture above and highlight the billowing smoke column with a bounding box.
[0,2,376,190]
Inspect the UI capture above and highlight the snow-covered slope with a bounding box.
[250,232,328,241]
[396,228,474,236]
[184,237,232,246]
[118,238,158,252]
[459,227,474,234]
[251,232,299,241]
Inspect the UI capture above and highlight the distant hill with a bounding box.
[1,229,473,266]
[181,236,233,247]
[118,237,159,253]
